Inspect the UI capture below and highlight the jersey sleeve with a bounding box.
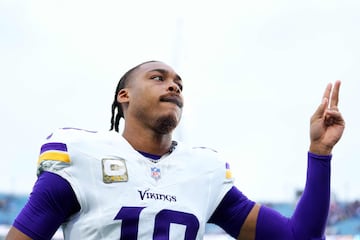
[210,160,235,210]
[194,147,236,221]
[204,149,256,238]
[12,172,81,240]
[208,186,255,238]
[12,128,86,239]
[36,128,74,176]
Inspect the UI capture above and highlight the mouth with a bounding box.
[160,95,183,108]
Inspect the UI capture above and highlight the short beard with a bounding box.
[153,115,178,134]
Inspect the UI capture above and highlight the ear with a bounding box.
[117,89,129,104]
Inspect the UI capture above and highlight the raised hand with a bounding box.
[309,80,345,155]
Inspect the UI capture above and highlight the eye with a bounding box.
[151,75,163,81]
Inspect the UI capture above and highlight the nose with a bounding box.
[168,82,181,94]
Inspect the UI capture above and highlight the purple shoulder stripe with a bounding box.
[40,142,67,154]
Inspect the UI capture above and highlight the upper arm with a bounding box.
[7,172,80,240]
[7,129,81,240]
[208,186,256,239]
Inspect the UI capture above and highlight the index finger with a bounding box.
[313,83,332,119]
[330,80,341,108]
[322,82,332,106]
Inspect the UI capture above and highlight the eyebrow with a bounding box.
[149,68,182,82]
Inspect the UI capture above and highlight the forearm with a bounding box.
[290,152,331,238]
[255,152,331,240]
[309,142,333,156]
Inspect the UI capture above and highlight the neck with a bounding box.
[122,127,173,156]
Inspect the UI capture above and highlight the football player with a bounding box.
[6,61,345,240]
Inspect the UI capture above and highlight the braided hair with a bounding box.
[110,60,157,132]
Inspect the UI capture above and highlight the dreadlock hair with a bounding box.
[110,60,158,132]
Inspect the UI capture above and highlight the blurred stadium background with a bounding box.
[2,0,360,239]
[1,190,360,239]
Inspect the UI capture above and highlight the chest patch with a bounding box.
[102,157,128,183]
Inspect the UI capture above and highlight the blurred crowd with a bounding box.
[326,199,360,236]
[328,200,360,225]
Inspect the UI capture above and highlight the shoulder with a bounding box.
[37,127,106,175]
[177,142,233,179]
[191,145,218,155]
[42,127,120,147]
[179,142,219,158]
[177,141,218,154]
[176,142,226,167]
[44,127,99,143]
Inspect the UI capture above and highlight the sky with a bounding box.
[1,0,359,202]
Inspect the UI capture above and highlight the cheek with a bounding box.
[131,88,152,103]
[130,93,156,112]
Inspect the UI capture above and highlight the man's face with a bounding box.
[119,61,184,134]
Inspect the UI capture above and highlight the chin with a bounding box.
[154,115,180,134]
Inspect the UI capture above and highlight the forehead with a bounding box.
[135,61,178,76]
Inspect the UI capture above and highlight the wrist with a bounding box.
[309,143,332,156]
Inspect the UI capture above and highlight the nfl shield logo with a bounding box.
[151,167,161,180]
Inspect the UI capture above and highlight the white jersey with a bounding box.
[37,128,234,240]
